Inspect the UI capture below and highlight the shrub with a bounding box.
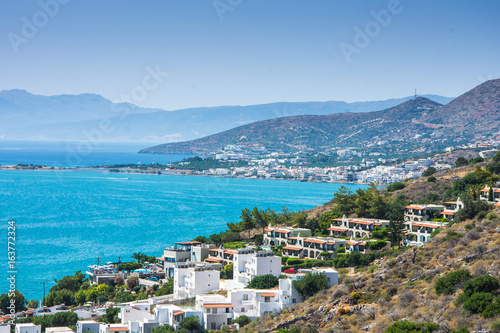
[232,315,251,327]
[386,182,405,192]
[427,176,437,183]
[464,223,474,230]
[450,328,470,333]
[336,246,346,254]
[463,292,494,314]
[462,275,500,298]
[491,320,500,330]
[488,213,498,220]
[435,269,472,295]
[384,321,439,333]
[430,228,442,238]
[366,240,387,251]
[455,157,469,167]
[286,258,304,265]
[482,301,500,318]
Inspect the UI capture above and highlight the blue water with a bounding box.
[0,140,190,167]
[0,141,368,301]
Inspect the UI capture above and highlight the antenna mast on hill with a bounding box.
[95,256,101,266]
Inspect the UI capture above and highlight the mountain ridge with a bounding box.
[139,79,500,154]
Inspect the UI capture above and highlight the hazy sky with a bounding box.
[1,0,499,110]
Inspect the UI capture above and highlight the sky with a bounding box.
[0,0,499,110]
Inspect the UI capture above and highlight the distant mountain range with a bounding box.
[0,89,453,143]
[140,79,500,154]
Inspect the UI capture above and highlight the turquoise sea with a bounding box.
[0,141,367,301]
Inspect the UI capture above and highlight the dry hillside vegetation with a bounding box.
[243,214,500,333]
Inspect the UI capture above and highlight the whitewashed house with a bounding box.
[15,324,42,333]
[76,321,100,333]
[174,262,220,298]
[233,250,281,285]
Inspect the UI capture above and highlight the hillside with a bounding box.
[243,165,500,333]
[0,90,451,142]
[141,79,500,154]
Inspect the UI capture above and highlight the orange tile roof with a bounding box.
[350,220,372,225]
[305,238,326,244]
[327,226,348,232]
[203,303,233,308]
[205,257,222,262]
[480,189,489,192]
[108,328,129,332]
[406,206,425,210]
[346,241,358,245]
[265,228,273,232]
[495,203,500,207]
[224,250,238,255]
[156,257,164,261]
[331,218,343,221]
[209,248,220,252]
[439,211,455,215]
[359,242,366,246]
[275,229,291,233]
[283,245,302,251]
[443,201,457,204]
[260,293,276,297]
[172,310,185,316]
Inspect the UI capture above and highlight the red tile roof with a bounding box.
[275,229,291,234]
[108,328,129,332]
[260,293,276,297]
[350,220,373,225]
[413,223,442,229]
[172,310,185,316]
[174,241,201,245]
[305,238,326,244]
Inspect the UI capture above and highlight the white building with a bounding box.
[98,324,129,333]
[196,295,234,331]
[263,226,311,246]
[46,328,75,333]
[233,250,281,285]
[0,326,10,333]
[15,324,42,333]
[76,320,100,333]
[174,262,220,298]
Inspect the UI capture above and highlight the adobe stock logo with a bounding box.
[7,0,70,53]
[340,0,403,64]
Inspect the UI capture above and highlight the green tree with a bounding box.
[220,263,234,280]
[155,278,174,296]
[115,291,135,303]
[132,252,144,263]
[386,182,405,192]
[252,207,268,232]
[240,208,255,238]
[232,315,251,327]
[246,274,279,289]
[26,299,39,309]
[388,219,405,249]
[331,186,356,216]
[101,306,120,323]
[75,290,86,305]
[117,262,142,272]
[0,290,27,314]
[488,187,494,201]
[455,157,469,167]
[179,316,201,332]
[193,235,208,243]
[292,272,329,298]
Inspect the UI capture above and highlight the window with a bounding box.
[241,307,245,312]
[226,307,230,313]
[210,323,216,330]
[292,299,296,304]
[264,297,270,303]
[243,294,249,300]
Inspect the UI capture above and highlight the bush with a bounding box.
[286,258,304,265]
[366,240,387,251]
[292,272,329,298]
[463,275,500,298]
[430,228,442,238]
[427,176,437,183]
[336,246,346,254]
[435,269,472,295]
[488,213,498,220]
[386,182,406,192]
[423,167,437,177]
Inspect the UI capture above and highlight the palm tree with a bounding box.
[132,252,144,263]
